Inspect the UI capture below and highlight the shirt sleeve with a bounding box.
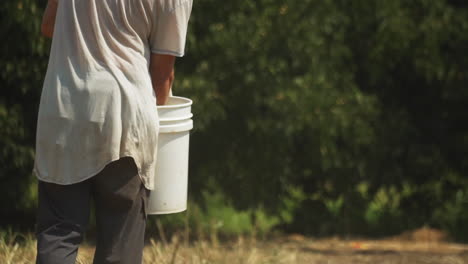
[149,0,193,57]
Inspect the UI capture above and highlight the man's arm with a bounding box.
[149,53,176,105]
[41,0,58,38]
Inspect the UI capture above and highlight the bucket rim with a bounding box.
[159,119,193,133]
[157,96,193,109]
[159,113,193,122]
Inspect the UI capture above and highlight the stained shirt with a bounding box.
[34,0,193,190]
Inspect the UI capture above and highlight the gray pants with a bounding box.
[36,157,149,264]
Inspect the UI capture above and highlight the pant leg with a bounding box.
[36,180,91,264]
[91,157,149,264]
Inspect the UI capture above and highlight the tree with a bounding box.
[0,0,49,227]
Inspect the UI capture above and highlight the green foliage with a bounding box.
[278,186,306,224]
[365,186,403,225]
[200,191,253,235]
[177,0,468,241]
[0,0,47,224]
[433,187,468,241]
[1,0,468,241]
[152,191,280,239]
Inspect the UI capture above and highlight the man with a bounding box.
[35,0,192,263]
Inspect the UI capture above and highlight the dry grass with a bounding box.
[1,229,468,264]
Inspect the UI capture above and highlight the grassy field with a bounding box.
[1,228,468,264]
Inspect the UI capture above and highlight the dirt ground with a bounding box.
[126,227,468,263]
[2,227,468,263]
[277,234,468,264]
[169,227,468,264]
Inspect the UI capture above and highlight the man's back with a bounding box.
[35,0,192,190]
[35,0,193,263]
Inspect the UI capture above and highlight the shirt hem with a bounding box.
[33,154,153,190]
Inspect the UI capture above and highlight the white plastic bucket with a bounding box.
[148,96,193,215]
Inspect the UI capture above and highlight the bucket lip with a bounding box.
[157,96,193,109]
[159,113,193,122]
[159,119,193,133]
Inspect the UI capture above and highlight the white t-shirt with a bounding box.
[34,0,193,190]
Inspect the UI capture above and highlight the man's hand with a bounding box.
[149,54,175,105]
[41,0,58,38]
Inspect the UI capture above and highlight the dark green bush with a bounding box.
[1,0,468,241]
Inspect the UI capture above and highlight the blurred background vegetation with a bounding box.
[1,0,467,242]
